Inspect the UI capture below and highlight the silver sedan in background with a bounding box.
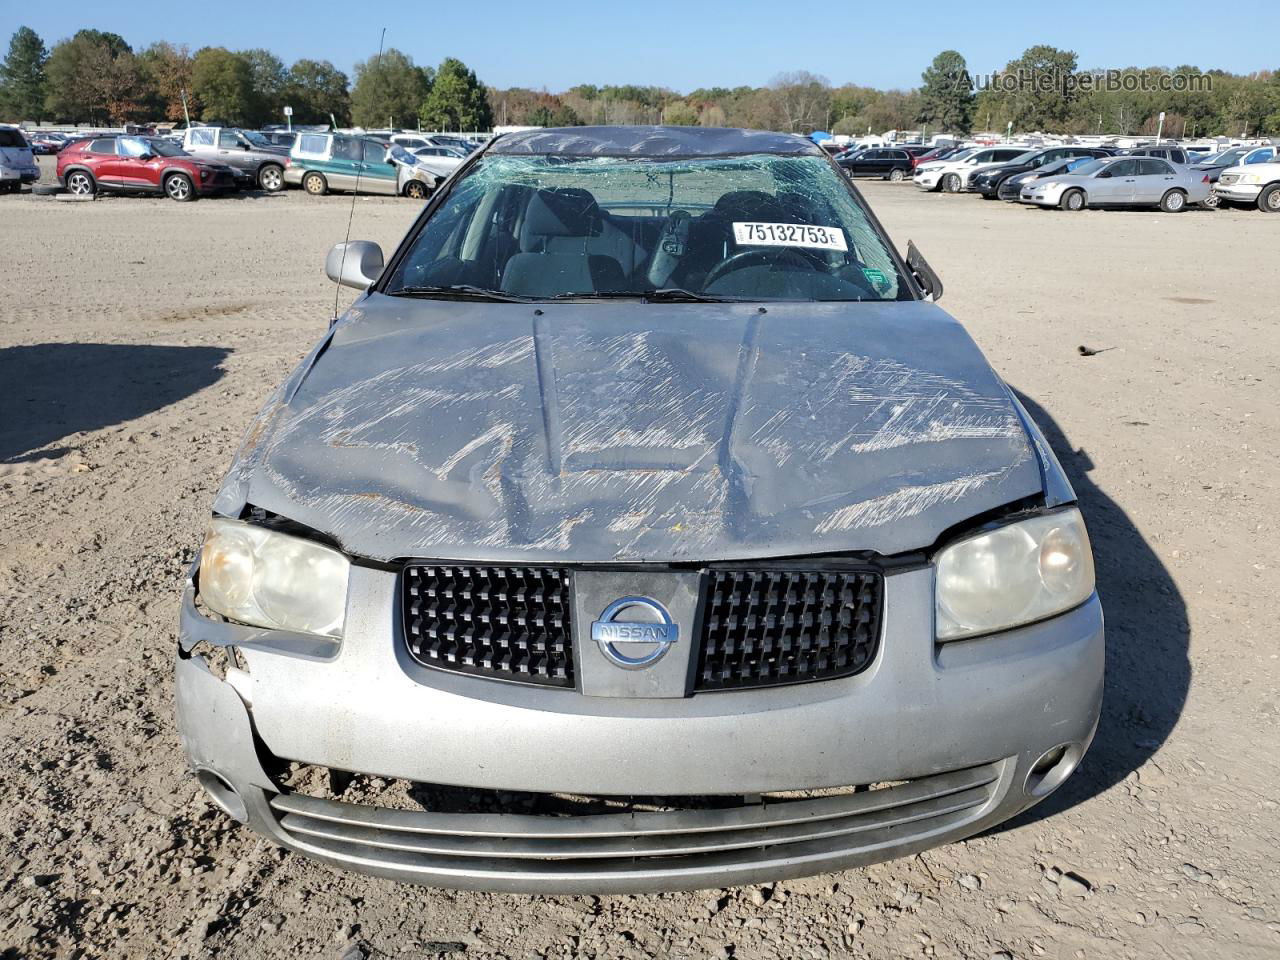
[1019,156,1212,212]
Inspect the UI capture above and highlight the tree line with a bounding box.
[0,27,492,130]
[2,26,1278,139]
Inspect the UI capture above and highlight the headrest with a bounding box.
[523,188,602,239]
[712,190,788,221]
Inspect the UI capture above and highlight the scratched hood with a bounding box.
[213,295,1043,562]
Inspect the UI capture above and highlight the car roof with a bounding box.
[488,125,823,158]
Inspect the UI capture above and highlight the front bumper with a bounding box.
[913,173,940,190]
[1213,182,1262,202]
[176,564,1104,892]
[1019,187,1060,207]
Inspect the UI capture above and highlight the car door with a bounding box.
[324,136,362,190]
[1132,158,1175,203]
[1090,159,1138,203]
[216,129,253,174]
[360,139,399,195]
[89,138,131,186]
[115,136,162,190]
[186,127,216,161]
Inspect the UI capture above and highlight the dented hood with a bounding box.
[214,295,1043,562]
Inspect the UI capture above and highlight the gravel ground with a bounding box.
[2,158,1278,960]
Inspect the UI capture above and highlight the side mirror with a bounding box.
[906,241,943,302]
[325,241,384,290]
[1097,170,1112,179]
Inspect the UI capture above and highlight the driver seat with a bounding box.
[676,190,792,287]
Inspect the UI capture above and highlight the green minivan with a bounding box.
[284,133,399,196]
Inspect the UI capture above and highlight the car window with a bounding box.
[362,140,388,164]
[189,128,215,147]
[218,130,241,149]
[1244,149,1274,164]
[1107,159,1139,177]
[118,137,152,158]
[386,152,907,303]
[891,151,908,160]
[88,139,117,155]
[0,128,27,147]
[331,137,361,163]
[297,134,328,156]
[1137,159,1171,176]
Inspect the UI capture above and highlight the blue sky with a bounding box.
[6,2,1277,92]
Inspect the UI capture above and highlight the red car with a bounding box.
[57,135,238,201]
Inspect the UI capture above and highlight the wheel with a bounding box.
[403,179,429,199]
[164,173,195,202]
[888,168,905,182]
[1159,189,1186,213]
[65,170,96,196]
[1060,189,1086,212]
[1258,183,1280,213]
[302,171,327,196]
[258,164,284,192]
[942,173,962,193]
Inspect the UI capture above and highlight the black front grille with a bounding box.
[402,564,574,687]
[695,569,883,692]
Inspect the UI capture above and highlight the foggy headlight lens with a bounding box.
[935,508,1094,640]
[199,518,349,637]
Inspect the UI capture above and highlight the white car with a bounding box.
[1019,156,1211,212]
[914,146,1027,193]
[0,125,40,192]
[1213,161,1280,213]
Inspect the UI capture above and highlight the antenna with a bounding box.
[334,26,387,321]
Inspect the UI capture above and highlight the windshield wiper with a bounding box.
[390,284,532,303]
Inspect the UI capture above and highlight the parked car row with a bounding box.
[899,139,1280,214]
[0,123,474,202]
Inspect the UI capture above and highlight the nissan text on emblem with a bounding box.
[590,597,679,669]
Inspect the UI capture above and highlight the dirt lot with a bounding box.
[2,159,1278,960]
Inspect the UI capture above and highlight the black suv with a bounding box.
[971,146,1116,199]
[838,147,916,181]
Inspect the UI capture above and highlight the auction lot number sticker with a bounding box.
[733,222,848,251]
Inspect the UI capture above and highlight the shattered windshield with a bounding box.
[384,153,907,302]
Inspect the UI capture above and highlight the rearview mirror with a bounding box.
[325,241,384,290]
[906,241,943,302]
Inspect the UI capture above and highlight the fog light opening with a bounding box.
[1025,743,1082,798]
[196,768,248,823]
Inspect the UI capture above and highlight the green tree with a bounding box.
[661,100,699,125]
[994,45,1079,132]
[420,57,492,131]
[191,47,254,124]
[240,48,287,125]
[285,59,350,126]
[0,27,48,121]
[351,48,430,128]
[44,30,142,123]
[918,50,974,133]
[138,42,193,123]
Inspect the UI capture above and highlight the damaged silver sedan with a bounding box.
[176,125,1103,893]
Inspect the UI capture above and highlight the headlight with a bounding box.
[1040,181,1059,190]
[1241,174,1261,184]
[935,508,1095,641]
[198,518,349,637]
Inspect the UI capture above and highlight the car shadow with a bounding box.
[994,388,1191,830]
[0,343,230,463]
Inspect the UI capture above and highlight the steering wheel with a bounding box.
[703,246,822,289]
[646,209,692,287]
